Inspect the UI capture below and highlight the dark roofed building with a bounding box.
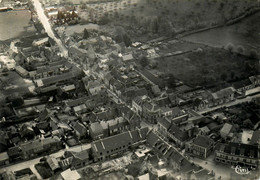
[61,149,91,170]
[73,122,87,139]
[157,117,171,137]
[139,69,164,88]
[185,135,214,159]
[91,127,149,162]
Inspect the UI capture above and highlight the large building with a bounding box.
[215,142,260,169]
[91,127,149,162]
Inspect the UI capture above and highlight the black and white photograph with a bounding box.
[0,0,259,179]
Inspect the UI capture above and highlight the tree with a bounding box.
[0,106,12,117]
[6,94,24,107]
[225,43,234,53]
[220,73,227,81]
[123,34,132,47]
[83,28,89,39]
[139,56,148,68]
[230,71,235,80]
[236,45,244,55]
[249,49,257,59]
[167,74,177,88]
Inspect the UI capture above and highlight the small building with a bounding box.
[61,149,91,170]
[132,96,144,115]
[89,122,104,140]
[32,37,49,46]
[73,104,88,115]
[85,80,103,95]
[15,66,29,78]
[73,122,87,139]
[142,101,161,124]
[122,53,134,62]
[46,156,60,172]
[0,152,9,166]
[157,117,171,137]
[220,123,233,139]
[211,87,235,105]
[61,168,81,180]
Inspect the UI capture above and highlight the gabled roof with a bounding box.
[143,101,160,112]
[122,54,134,61]
[172,107,182,116]
[168,124,188,141]
[91,127,149,153]
[47,157,60,171]
[100,117,129,130]
[89,122,103,136]
[73,122,87,136]
[87,80,102,89]
[139,69,164,88]
[212,87,235,99]
[132,96,143,106]
[220,123,233,137]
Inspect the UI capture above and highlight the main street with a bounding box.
[31,0,68,57]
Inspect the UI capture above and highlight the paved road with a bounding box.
[198,93,260,115]
[31,0,68,57]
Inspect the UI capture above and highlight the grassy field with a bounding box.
[0,10,36,41]
[183,12,260,57]
[78,0,258,36]
[154,47,259,87]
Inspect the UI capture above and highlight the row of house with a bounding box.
[7,136,64,162]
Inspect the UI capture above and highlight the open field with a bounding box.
[183,12,260,56]
[154,47,259,87]
[0,10,36,41]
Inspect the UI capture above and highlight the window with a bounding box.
[107,151,109,154]
[100,152,103,155]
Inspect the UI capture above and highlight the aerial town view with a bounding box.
[0,0,259,179]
